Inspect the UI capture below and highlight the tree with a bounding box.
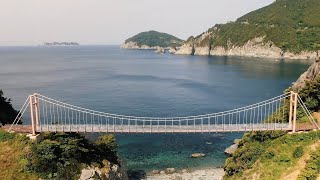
[0,90,19,125]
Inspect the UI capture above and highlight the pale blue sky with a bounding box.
[0,0,274,46]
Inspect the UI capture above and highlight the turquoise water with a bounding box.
[0,45,312,172]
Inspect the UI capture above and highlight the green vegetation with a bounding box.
[200,0,320,53]
[0,130,38,179]
[298,150,320,180]
[125,30,184,47]
[224,131,320,180]
[27,133,119,179]
[0,90,19,125]
[297,75,320,112]
[0,130,120,180]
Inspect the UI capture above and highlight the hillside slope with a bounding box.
[121,30,184,49]
[176,0,320,59]
[224,131,320,180]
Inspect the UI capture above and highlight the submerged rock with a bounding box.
[191,153,205,158]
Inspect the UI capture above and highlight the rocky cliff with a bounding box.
[176,0,320,60]
[175,34,320,60]
[292,60,320,91]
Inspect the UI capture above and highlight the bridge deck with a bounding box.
[37,124,291,133]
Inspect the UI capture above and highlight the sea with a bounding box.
[0,45,312,172]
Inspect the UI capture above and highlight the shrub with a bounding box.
[0,130,16,141]
[27,133,119,179]
[293,146,304,158]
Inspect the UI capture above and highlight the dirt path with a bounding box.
[280,141,320,180]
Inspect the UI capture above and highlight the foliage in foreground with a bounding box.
[26,133,119,179]
[0,130,119,180]
[224,131,320,180]
[0,130,37,179]
[0,89,19,125]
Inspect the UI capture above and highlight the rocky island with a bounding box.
[43,42,79,46]
[121,30,184,53]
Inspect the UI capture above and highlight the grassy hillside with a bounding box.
[224,131,320,180]
[125,30,184,47]
[201,0,320,53]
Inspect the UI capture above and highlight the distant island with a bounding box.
[43,42,79,46]
[121,30,184,53]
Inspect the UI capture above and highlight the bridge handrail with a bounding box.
[36,92,289,122]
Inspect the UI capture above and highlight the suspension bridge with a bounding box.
[6,91,320,135]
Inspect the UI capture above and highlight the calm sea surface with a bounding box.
[0,45,312,172]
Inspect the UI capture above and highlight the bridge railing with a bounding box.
[8,91,319,134]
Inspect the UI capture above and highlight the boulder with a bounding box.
[151,170,160,174]
[160,171,166,174]
[225,139,242,156]
[79,168,95,180]
[190,153,205,158]
[224,144,238,155]
[166,168,176,173]
[181,169,188,173]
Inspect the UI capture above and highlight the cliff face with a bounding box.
[175,0,320,59]
[292,60,320,91]
[175,34,320,60]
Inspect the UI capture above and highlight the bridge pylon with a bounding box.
[29,93,39,136]
[289,91,298,133]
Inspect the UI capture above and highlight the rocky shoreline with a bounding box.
[175,36,320,60]
[146,168,224,180]
[122,37,320,60]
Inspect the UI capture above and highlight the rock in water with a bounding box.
[191,153,205,158]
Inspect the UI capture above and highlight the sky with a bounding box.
[0,0,274,46]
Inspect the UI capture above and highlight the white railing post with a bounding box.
[29,95,36,136]
[292,92,298,133]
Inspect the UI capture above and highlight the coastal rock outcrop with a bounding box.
[168,47,177,54]
[175,40,194,55]
[176,34,320,60]
[79,160,127,180]
[224,139,241,155]
[155,47,165,53]
[292,60,320,91]
[120,41,141,49]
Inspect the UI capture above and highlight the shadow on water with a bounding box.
[127,170,147,180]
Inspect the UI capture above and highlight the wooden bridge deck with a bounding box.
[2,123,317,134]
[37,124,292,133]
